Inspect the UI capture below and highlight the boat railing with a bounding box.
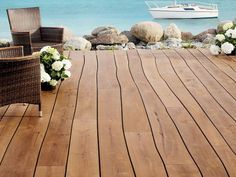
[145,1,218,9]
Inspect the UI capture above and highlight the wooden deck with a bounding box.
[0,49,236,177]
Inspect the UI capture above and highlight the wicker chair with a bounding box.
[0,46,42,116]
[7,7,64,56]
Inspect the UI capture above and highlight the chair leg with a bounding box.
[39,103,42,117]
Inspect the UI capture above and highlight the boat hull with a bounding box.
[149,9,218,19]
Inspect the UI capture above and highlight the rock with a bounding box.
[97,29,118,36]
[194,29,216,42]
[131,21,163,43]
[202,34,215,44]
[83,34,96,41]
[64,37,91,50]
[92,26,119,36]
[126,42,136,50]
[181,32,194,41]
[191,41,204,48]
[217,20,232,33]
[60,26,76,42]
[96,45,123,50]
[163,38,182,48]
[89,33,128,45]
[146,42,164,50]
[120,31,140,44]
[164,23,181,39]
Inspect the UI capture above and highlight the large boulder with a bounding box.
[164,23,181,39]
[121,31,140,44]
[217,20,232,33]
[181,32,194,41]
[64,37,92,50]
[194,29,216,42]
[92,26,119,36]
[131,21,163,43]
[87,26,128,45]
[89,33,128,45]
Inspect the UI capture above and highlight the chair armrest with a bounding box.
[40,27,64,43]
[0,54,39,62]
[11,32,32,55]
[11,32,31,45]
[0,46,24,58]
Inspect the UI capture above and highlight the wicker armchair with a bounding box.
[7,7,64,56]
[0,46,42,116]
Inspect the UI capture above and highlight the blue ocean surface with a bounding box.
[0,0,235,38]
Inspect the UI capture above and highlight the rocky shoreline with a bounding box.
[63,20,235,51]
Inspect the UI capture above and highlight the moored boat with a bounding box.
[145,0,219,19]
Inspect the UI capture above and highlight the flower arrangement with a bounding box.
[0,39,10,48]
[210,22,236,55]
[39,46,72,90]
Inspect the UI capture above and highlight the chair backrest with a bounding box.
[7,7,42,42]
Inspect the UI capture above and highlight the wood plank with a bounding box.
[114,50,168,177]
[0,90,59,177]
[199,49,236,81]
[154,49,236,176]
[4,104,28,117]
[0,104,28,162]
[177,49,236,122]
[97,50,135,177]
[164,50,236,151]
[127,50,201,177]
[66,51,99,177]
[189,49,236,100]
[137,49,228,177]
[34,51,84,177]
[199,49,236,72]
[34,166,65,177]
[0,106,9,118]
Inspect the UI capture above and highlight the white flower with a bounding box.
[52,61,64,71]
[41,72,51,82]
[221,42,235,54]
[40,64,45,72]
[215,34,225,42]
[40,64,51,82]
[40,46,51,53]
[49,79,58,86]
[53,50,60,60]
[210,45,221,55]
[223,22,234,31]
[64,70,71,78]
[225,29,234,37]
[0,39,10,44]
[62,59,72,70]
[231,29,236,39]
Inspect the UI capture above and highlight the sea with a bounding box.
[0,0,235,38]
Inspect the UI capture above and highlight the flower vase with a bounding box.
[41,82,56,91]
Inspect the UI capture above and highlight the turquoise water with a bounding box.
[0,0,235,38]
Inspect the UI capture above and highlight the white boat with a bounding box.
[145,0,219,19]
